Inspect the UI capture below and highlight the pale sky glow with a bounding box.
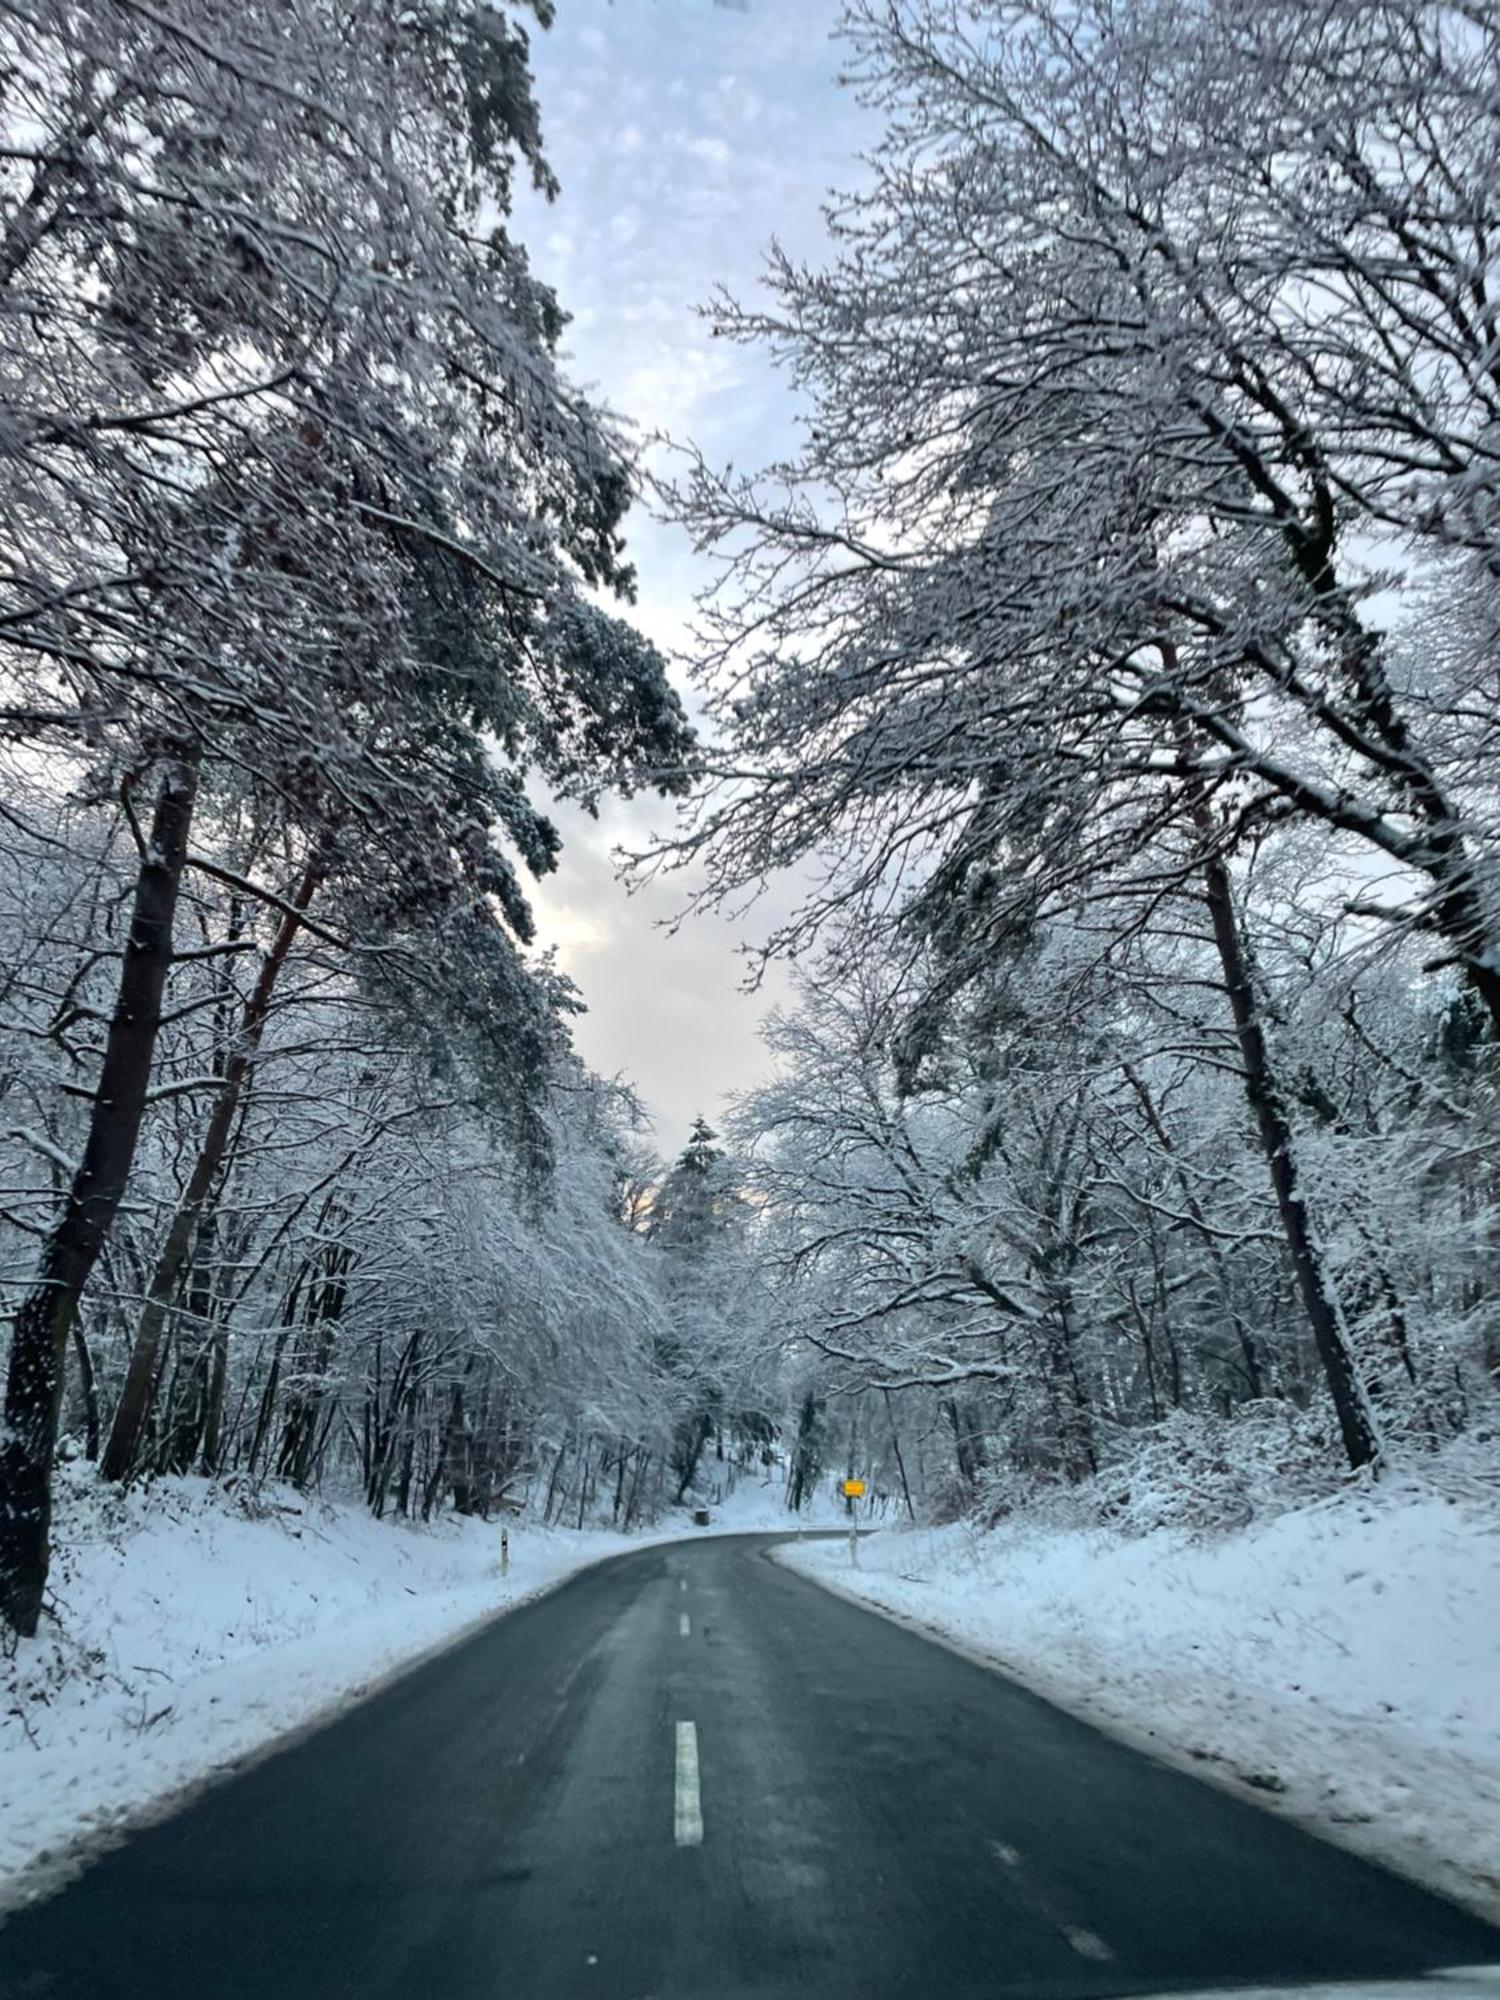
[515,0,877,1155]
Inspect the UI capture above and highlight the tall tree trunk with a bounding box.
[0,752,199,1634]
[543,1435,569,1525]
[70,1323,101,1461]
[882,1388,916,1521]
[1166,674,1379,1472]
[102,854,324,1482]
[624,1448,650,1528]
[1122,1063,1265,1400]
[433,1376,474,1518]
[365,1329,421,1518]
[788,1390,821,1512]
[395,1411,417,1519]
[1200,851,1380,1471]
[671,1411,712,1505]
[199,1320,229,1475]
[155,1242,218,1475]
[277,1241,351,1489]
[246,1290,301,1481]
[944,1396,986,1483]
[1124,1278,1163,1423]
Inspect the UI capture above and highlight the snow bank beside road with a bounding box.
[777,1475,1500,1923]
[0,1469,646,1908]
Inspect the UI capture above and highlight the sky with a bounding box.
[512,0,877,1157]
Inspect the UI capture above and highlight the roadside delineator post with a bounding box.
[843,1478,865,1567]
[500,1527,510,1577]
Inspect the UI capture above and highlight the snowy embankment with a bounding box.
[0,1468,651,1908]
[778,1469,1500,1923]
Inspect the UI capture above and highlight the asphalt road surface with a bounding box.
[2,1533,1496,2000]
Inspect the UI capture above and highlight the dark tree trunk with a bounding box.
[1048,1298,1098,1481]
[788,1390,822,1512]
[199,1320,228,1474]
[1123,1063,1265,1401]
[155,1248,218,1476]
[945,1397,986,1483]
[434,1376,474,1517]
[1149,1242,1184,1409]
[624,1448,650,1528]
[1201,851,1379,1471]
[671,1411,713,1505]
[70,1322,101,1461]
[395,1412,417,1519]
[543,1436,568,1525]
[365,1330,421,1518]
[278,1243,350,1490]
[0,753,199,1634]
[102,856,323,1482]
[882,1388,915,1521]
[245,1261,309,1479]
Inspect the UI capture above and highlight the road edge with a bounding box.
[0,1535,658,1921]
[767,1542,1500,1936]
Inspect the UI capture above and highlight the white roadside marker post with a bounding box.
[500,1527,509,1577]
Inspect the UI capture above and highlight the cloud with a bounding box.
[683,134,732,170]
[514,0,879,1145]
[529,796,800,1151]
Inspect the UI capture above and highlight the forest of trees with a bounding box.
[665,0,1500,1521]
[0,0,735,1639]
[3,0,1498,1643]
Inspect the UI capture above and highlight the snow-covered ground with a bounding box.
[778,1470,1500,1924]
[685,1463,853,1533]
[0,1461,839,1909]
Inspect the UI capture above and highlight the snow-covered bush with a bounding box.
[1084,1408,1346,1538]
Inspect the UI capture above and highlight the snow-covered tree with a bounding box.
[647,1117,771,1502]
[660,0,1500,1479]
[0,0,692,1635]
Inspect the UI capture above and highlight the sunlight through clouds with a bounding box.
[517,0,877,1147]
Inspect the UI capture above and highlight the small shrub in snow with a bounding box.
[1089,1407,1346,1538]
[966,1406,1345,1541]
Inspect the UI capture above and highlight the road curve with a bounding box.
[1,1532,1495,1999]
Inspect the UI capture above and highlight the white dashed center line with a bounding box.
[1063,1928,1115,1963]
[679,1611,691,1638]
[988,1839,1115,1962]
[674,1721,703,1847]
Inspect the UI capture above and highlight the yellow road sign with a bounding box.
[843,1479,866,1497]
